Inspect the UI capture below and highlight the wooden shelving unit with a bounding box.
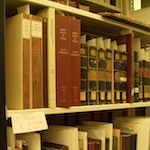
[3,0,150,149]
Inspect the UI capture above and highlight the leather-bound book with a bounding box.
[55,15,71,107]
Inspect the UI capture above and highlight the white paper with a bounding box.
[11,111,48,134]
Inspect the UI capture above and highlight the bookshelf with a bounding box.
[79,0,121,13]
[3,0,150,149]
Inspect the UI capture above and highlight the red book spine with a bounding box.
[55,15,71,107]
[70,17,81,106]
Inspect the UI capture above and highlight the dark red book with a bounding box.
[55,15,71,107]
[113,33,134,103]
[70,17,81,106]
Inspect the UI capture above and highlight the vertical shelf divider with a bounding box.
[0,0,7,149]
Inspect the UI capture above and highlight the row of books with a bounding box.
[5,6,81,109]
[5,4,150,110]
[7,116,150,150]
[80,33,133,105]
[134,38,150,102]
[51,0,121,10]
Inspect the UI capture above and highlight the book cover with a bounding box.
[30,14,43,108]
[55,15,72,107]
[5,13,31,109]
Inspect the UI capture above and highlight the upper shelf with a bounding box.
[79,0,121,13]
[7,102,150,118]
[6,0,150,46]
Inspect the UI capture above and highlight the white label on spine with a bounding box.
[116,92,120,99]
[122,92,126,99]
[23,18,30,39]
[11,111,48,134]
[91,92,96,100]
[134,87,139,93]
[80,92,86,101]
[107,92,111,100]
[31,20,42,38]
[101,92,105,100]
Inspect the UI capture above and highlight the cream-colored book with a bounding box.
[113,128,121,150]
[113,116,150,150]
[77,125,105,150]
[82,121,113,150]
[5,13,31,109]
[7,126,15,150]
[16,132,41,150]
[37,7,56,108]
[78,131,87,150]
[42,125,79,150]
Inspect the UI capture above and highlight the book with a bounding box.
[82,121,113,150]
[78,131,88,150]
[77,125,105,150]
[70,17,81,106]
[96,36,106,104]
[42,125,79,150]
[55,14,72,107]
[134,38,140,102]
[113,128,121,150]
[16,132,41,150]
[113,33,134,103]
[37,7,56,108]
[7,127,16,150]
[42,17,48,107]
[80,34,88,105]
[5,13,31,109]
[113,116,150,150]
[86,38,98,105]
[30,14,43,108]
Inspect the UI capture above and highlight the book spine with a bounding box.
[70,17,81,106]
[47,8,56,108]
[80,43,88,105]
[23,14,31,109]
[30,15,43,108]
[55,15,71,107]
[87,40,98,105]
[42,17,48,108]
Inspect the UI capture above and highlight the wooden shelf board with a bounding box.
[7,102,150,118]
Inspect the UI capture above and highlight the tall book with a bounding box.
[80,34,88,105]
[70,17,81,106]
[113,33,134,103]
[30,14,43,108]
[87,38,98,105]
[96,36,106,104]
[55,14,72,107]
[134,38,140,102]
[5,13,31,109]
[37,8,56,108]
[42,17,48,107]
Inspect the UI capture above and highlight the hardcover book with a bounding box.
[55,14,72,107]
[5,13,31,109]
[30,14,43,108]
[70,17,81,106]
